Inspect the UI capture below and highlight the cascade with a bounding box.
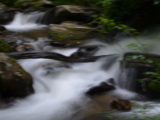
[1,12,160,120]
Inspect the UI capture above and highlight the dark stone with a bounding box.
[40,5,96,24]
[0,25,6,31]
[86,81,115,96]
[70,45,100,58]
[0,7,15,25]
[0,53,34,99]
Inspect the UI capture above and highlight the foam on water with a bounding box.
[5,12,46,32]
[2,11,160,120]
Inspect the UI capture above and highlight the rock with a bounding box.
[81,95,132,120]
[49,22,96,46]
[0,53,34,99]
[19,28,50,39]
[111,98,132,111]
[122,52,160,98]
[0,25,6,31]
[0,5,15,24]
[86,80,115,96]
[41,5,96,24]
[70,45,99,58]
[15,0,54,10]
[16,44,34,52]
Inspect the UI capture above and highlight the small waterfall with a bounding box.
[5,12,46,32]
[2,10,160,120]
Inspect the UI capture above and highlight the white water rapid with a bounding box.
[5,12,46,32]
[1,12,160,120]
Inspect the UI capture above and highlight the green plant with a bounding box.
[91,15,138,35]
[0,40,13,52]
[127,43,150,52]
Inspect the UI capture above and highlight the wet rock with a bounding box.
[20,28,50,39]
[122,52,160,98]
[49,22,95,45]
[81,95,132,120]
[111,98,132,111]
[0,5,15,24]
[86,80,115,96]
[70,45,99,58]
[16,44,34,52]
[41,5,96,24]
[0,53,34,99]
[0,25,6,31]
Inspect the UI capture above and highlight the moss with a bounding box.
[148,81,160,93]
[50,29,83,40]
[0,40,13,52]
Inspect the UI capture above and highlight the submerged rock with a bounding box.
[0,53,34,99]
[41,5,96,24]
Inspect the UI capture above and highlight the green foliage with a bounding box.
[91,15,138,34]
[124,52,160,93]
[0,40,13,52]
[0,0,17,6]
[127,43,150,52]
[154,0,160,4]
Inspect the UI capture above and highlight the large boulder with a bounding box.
[49,22,96,46]
[41,5,96,24]
[121,52,160,98]
[0,53,34,99]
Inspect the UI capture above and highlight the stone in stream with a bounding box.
[110,98,132,111]
[0,4,15,25]
[81,95,132,120]
[122,52,160,99]
[86,79,115,96]
[0,53,34,100]
[0,25,6,31]
[41,5,96,24]
[70,45,100,58]
[16,44,34,52]
[49,22,96,46]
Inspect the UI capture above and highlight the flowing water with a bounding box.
[1,12,160,120]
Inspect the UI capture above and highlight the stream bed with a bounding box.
[0,12,160,120]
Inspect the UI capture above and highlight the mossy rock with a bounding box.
[49,22,96,46]
[122,52,160,98]
[0,40,13,52]
[0,53,34,99]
